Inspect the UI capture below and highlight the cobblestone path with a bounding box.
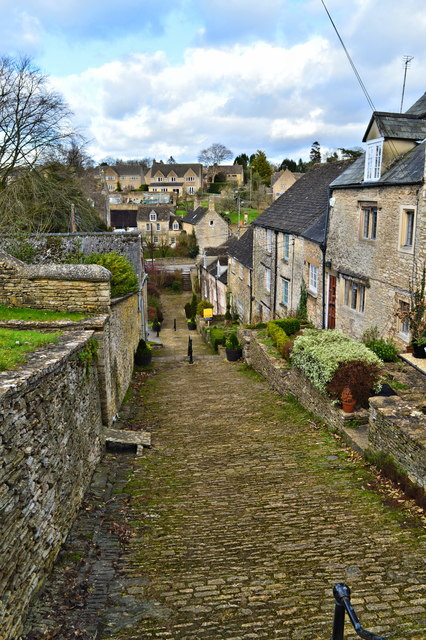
[104,293,426,640]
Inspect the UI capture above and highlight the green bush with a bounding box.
[272,318,301,336]
[290,329,382,395]
[225,332,240,350]
[365,338,399,362]
[210,327,225,351]
[184,302,192,319]
[267,321,290,356]
[171,280,181,292]
[84,252,138,298]
[197,299,214,316]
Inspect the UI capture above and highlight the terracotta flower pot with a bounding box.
[341,387,356,413]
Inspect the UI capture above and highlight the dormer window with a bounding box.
[149,212,157,222]
[364,138,383,181]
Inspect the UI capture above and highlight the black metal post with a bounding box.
[332,584,388,640]
[174,318,177,331]
[188,336,193,364]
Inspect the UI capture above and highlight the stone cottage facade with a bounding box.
[227,226,254,324]
[182,199,229,254]
[325,92,426,347]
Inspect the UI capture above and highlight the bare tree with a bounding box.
[198,143,232,182]
[0,56,73,189]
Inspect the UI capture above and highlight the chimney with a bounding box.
[193,195,200,210]
[208,196,215,212]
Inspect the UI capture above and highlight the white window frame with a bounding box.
[265,267,271,292]
[146,223,150,231]
[364,137,383,181]
[344,279,365,313]
[266,229,272,253]
[187,186,195,194]
[209,219,214,227]
[283,233,289,261]
[170,176,176,182]
[308,263,318,294]
[398,300,410,337]
[282,277,289,306]
[157,177,163,182]
[156,222,161,231]
[149,212,157,222]
[187,176,195,182]
[399,208,416,252]
[172,221,179,231]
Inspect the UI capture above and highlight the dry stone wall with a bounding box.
[0,331,104,640]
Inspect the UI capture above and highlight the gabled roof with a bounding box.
[362,112,426,142]
[137,206,175,222]
[253,161,351,241]
[181,206,207,225]
[331,141,426,188]
[151,162,202,178]
[406,92,426,117]
[227,226,253,269]
[113,164,145,176]
[110,210,137,228]
[207,164,243,176]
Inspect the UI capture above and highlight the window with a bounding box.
[364,138,383,181]
[187,186,195,194]
[172,221,179,231]
[344,279,365,313]
[265,267,271,292]
[362,206,377,240]
[170,176,176,182]
[187,176,195,182]
[146,223,150,231]
[161,187,168,192]
[283,234,289,261]
[209,220,214,227]
[398,300,410,335]
[153,236,159,243]
[266,229,272,253]
[173,188,179,193]
[149,212,157,221]
[308,264,318,293]
[239,263,243,280]
[400,209,415,250]
[157,177,163,182]
[282,278,289,306]
[156,222,161,231]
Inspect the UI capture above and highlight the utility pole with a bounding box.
[70,203,77,232]
[400,55,414,113]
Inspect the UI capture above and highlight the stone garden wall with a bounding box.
[242,329,426,488]
[0,331,103,640]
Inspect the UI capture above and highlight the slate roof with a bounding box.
[113,164,145,176]
[110,210,137,228]
[181,206,207,225]
[331,141,426,188]
[253,161,351,241]
[206,258,228,284]
[406,92,426,117]
[227,226,253,269]
[207,164,243,177]
[363,112,426,142]
[137,206,175,222]
[150,163,202,178]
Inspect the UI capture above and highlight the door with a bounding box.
[328,275,336,329]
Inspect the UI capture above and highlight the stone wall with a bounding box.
[0,231,143,283]
[0,331,104,639]
[0,252,111,313]
[369,396,426,489]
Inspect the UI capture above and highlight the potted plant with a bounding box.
[134,339,152,366]
[152,318,161,336]
[225,332,242,361]
[187,316,197,330]
[341,386,356,413]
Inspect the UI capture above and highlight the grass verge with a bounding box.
[0,305,88,322]
[0,328,61,370]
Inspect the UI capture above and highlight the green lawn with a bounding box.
[0,328,61,371]
[0,305,88,322]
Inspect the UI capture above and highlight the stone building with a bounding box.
[97,164,146,192]
[251,162,350,324]
[199,254,228,315]
[227,226,254,324]
[326,91,426,347]
[136,206,182,248]
[271,168,300,200]
[182,198,229,254]
[145,162,203,196]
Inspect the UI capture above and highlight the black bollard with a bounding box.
[188,336,193,364]
[174,318,177,331]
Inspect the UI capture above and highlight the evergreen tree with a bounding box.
[250,150,272,184]
[309,141,321,164]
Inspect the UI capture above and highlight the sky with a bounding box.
[1,0,425,165]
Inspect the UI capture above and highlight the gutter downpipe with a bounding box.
[322,187,332,329]
[273,230,278,319]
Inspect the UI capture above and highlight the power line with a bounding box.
[320,0,376,113]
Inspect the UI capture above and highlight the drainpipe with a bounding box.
[249,268,253,324]
[272,230,278,318]
[322,187,333,329]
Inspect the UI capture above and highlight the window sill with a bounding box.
[343,305,364,316]
[307,289,318,298]
[279,303,289,309]
[397,331,410,343]
[398,245,414,255]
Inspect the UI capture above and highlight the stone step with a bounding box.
[104,428,151,455]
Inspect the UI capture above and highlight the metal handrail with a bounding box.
[332,584,388,640]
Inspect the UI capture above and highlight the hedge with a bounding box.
[290,329,382,395]
[272,318,300,336]
[267,321,290,356]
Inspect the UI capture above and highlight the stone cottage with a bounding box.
[182,198,229,254]
[227,226,254,324]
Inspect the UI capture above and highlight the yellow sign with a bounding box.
[203,308,213,318]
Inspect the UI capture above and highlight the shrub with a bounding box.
[84,252,138,298]
[267,321,290,357]
[184,302,192,319]
[290,329,382,396]
[171,280,181,292]
[190,293,199,317]
[365,338,399,362]
[272,318,301,336]
[327,360,382,408]
[197,299,214,316]
[147,282,160,298]
[210,327,225,351]
[225,332,240,350]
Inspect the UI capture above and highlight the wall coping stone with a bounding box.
[0,250,111,282]
[0,330,95,398]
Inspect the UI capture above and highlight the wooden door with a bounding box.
[328,275,336,329]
